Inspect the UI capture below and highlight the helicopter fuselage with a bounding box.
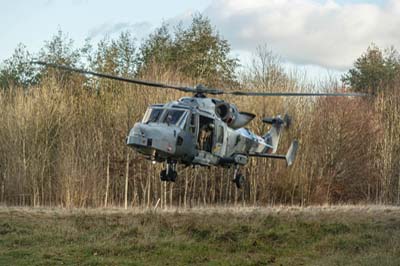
[126,96,276,167]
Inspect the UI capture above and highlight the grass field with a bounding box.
[0,206,400,265]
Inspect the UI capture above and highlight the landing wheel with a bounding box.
[168,171,177,182]
[160,169,168,181]
[232,165,245,189]
[160,163,178,182]
[233,172,245,189]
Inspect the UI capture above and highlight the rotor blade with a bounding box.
[31,61,195,93]
[225,91,368,97]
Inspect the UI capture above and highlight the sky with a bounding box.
[1,0,398,79]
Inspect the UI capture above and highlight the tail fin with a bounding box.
[285,140,298,166]
[263,114,290,153]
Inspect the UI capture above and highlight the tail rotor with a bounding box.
[263,114,291,153]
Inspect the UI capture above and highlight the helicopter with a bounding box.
[33,61,366,188]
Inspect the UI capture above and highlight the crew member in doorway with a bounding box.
[198,123,213,152]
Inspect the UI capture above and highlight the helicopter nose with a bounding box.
[127,123,180,154]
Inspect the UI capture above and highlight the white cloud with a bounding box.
[88,21,153,41]
[204,0,400,70]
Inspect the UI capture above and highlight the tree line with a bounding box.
[1,15,400,208]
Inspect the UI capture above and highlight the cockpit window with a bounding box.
[142,108,163,123]
[163,110,185,125]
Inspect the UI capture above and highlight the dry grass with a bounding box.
[2,204,400,216]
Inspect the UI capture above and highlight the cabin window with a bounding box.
[142,108,163,123]
[163,110,185,125]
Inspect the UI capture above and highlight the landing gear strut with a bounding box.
[160,162,177,182]
[232,165,245,189]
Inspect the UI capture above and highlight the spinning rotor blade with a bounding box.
[32,61,367,97]
[31,61,195,93]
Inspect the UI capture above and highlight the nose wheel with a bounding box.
[160,162,177,182]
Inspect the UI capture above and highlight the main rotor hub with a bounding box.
[193,84,224,97]
[195,84,207,92]
[193,84,208,98]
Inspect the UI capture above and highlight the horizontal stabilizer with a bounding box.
[262,117,282,125]
[262,114,291,127]
[249,140,298,166]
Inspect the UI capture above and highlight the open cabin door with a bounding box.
[193,114,220,166]
[197,115,214,152]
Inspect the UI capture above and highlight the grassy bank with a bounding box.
[0,206,399,265]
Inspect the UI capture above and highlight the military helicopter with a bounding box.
[33,61,366,188]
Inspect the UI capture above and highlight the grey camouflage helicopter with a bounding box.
[33,62,365,188]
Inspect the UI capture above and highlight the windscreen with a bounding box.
[142,108,163,123]
[163,110,185,125]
